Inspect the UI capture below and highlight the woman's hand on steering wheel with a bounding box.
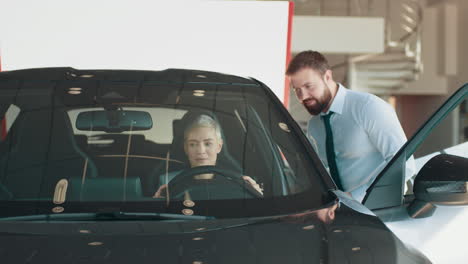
[152,168,263,198]
[241,176,263,195]
[153,184,168,198]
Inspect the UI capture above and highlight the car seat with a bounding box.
[0,108,97,200]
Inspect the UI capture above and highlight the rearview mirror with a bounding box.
[408,154,468,218]
[76,110,153,132]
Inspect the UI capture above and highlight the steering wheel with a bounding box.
[166,165,263,199]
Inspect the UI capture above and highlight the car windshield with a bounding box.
[0,68,333,219]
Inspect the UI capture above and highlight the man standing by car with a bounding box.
[286,50,413,202]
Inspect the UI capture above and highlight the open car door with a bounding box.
[362,84,468,263]
[363,83,467,208]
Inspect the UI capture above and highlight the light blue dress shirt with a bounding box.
[307,84,412,202]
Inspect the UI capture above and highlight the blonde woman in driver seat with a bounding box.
[153,114,262,198]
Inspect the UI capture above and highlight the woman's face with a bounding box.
[184,126,223,167]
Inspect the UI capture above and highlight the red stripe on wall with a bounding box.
[283,1,294,108]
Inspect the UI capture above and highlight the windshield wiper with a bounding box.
[0,212,215,222]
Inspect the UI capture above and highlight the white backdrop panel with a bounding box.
[0,0,290,101]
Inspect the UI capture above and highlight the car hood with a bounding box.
[0,202,429,264]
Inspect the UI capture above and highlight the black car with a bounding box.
[0,68,466,263]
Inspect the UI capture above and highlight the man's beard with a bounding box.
[302,85,332,115]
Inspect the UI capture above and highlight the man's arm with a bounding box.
[360,96,414,183]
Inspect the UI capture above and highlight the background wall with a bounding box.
[396,0,466,155]
[288,0,467,149]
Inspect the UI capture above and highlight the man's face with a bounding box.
[184,126,223,168]
[290,68,332,115]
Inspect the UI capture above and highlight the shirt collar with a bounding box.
[320,83,346,116]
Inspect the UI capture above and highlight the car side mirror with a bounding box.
[408,154,468,218]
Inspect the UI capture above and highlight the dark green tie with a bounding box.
[323,112,343,190]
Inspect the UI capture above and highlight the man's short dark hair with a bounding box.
[286,50,330,76]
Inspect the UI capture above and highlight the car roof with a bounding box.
[0,68,265,111]
[0,67,258,85]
